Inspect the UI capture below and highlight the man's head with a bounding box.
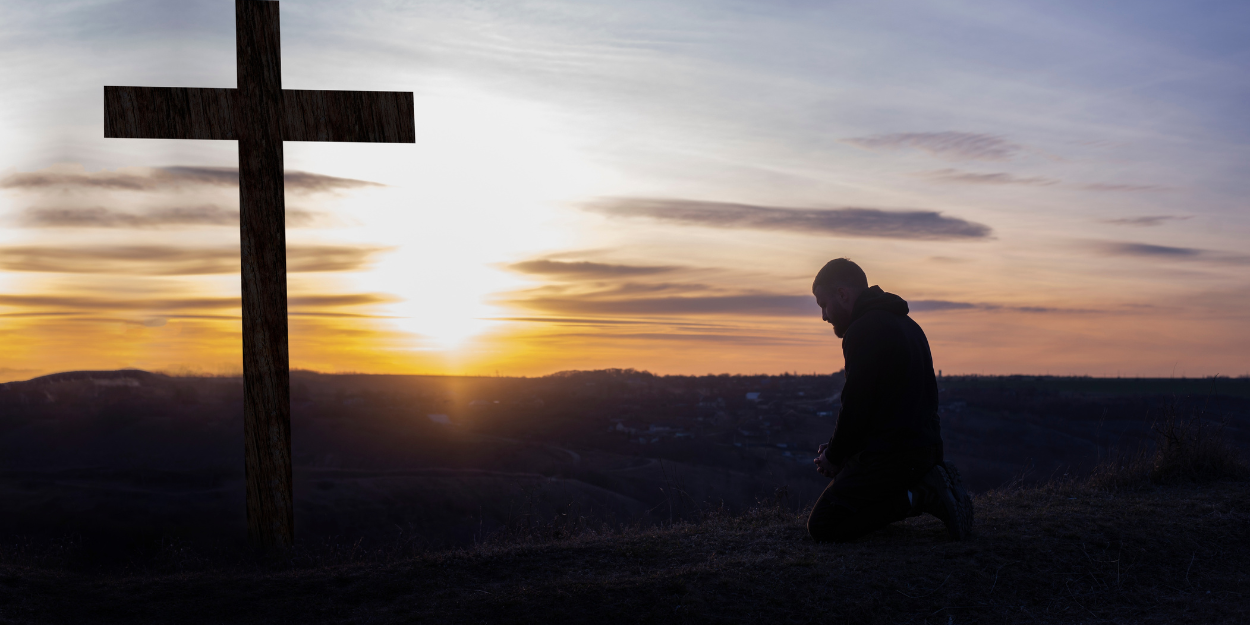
[812,258,868,338]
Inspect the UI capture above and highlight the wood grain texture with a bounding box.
[103,87,416,144]
[283,90,415,143]
[235,0,294,550]
[104,86,236,140]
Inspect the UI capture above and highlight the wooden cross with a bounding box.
[104,0,415,550]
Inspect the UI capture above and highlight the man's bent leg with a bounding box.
[807,447,940,543]
[807,482,910,542]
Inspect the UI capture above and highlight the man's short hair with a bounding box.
[813,258,868,292]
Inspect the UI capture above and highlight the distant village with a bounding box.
[413,369,848,465]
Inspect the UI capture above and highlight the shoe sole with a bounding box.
[938,462,975,541]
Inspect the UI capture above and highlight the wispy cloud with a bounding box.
[0,244,390,275]
[0,312,81,318]
[0,292,396,311]
[530,331,810,347]
[585,198,992,240]
[910,300,979,311]
[16,205,319,228]
[1096,242,1201,257]
[0,166,382,194]
[287,311,403,319]
[286,246,393,273]
[507,292,814,317]
[844,132,1021,161]
[505,291,1088,318]
[1100,215,1190,227]
[505,259,681,279]
[280,170,383,193]
[485,316,725,327]
[0,294,241,311]
[911,300,1083,314]
[921,169,1168,192]
[922,169,1059,186]
[292,294,401,307]
[1091,241,1250,264]
[1078,183,1166,192]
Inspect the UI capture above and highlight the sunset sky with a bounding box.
[3,0,1248,381]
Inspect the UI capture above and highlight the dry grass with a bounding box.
[1,479,1247,623]
[1089,403,1250,490]
[2,413,1247,624]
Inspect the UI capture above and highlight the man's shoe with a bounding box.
[913,462,974,540]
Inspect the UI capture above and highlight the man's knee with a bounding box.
[808,497,908,543]
[808,522,860,543]
[808,523,855,543]
[807,505,857,543]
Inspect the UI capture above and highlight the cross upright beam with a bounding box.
[104,0,414,550]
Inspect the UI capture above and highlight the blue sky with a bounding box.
[2,0,1248,379]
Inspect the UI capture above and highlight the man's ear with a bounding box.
[837,286,851,306]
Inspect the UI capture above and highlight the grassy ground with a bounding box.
[3,407,1247,624]
[0,478,1246,624]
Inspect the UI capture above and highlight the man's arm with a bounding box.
[825,315,899,465]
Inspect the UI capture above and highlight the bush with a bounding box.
[1090,402,1249,489]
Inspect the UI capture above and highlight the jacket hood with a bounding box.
[851,285,909,322]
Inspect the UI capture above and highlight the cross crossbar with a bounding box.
[105,87,237,140]
[105,87,415,143]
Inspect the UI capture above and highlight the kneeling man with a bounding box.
[808,258,973,542]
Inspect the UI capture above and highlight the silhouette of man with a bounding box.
[807,258,973,542]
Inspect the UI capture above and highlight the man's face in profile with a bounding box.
[813,285,854,338]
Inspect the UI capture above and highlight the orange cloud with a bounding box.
[0,244,390,275]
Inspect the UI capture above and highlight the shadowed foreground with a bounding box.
[1,479,1247,624]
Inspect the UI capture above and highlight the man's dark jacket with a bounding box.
[826,286,942,466]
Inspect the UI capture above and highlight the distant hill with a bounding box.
[13,369,166,386]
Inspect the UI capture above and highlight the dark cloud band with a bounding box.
[1090,241,1250,265]
[18,205,318,228]
[1,166,382,193]
[1097,242,1201,257]
[910,300,979,311]
[506,259,680,278]
[585,198,992,240]
[506,291,1085,318]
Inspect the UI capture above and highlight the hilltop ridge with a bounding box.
[2,369,1248,552]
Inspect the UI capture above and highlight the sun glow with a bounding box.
[284,81,607,354]
[0,81,614,379]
